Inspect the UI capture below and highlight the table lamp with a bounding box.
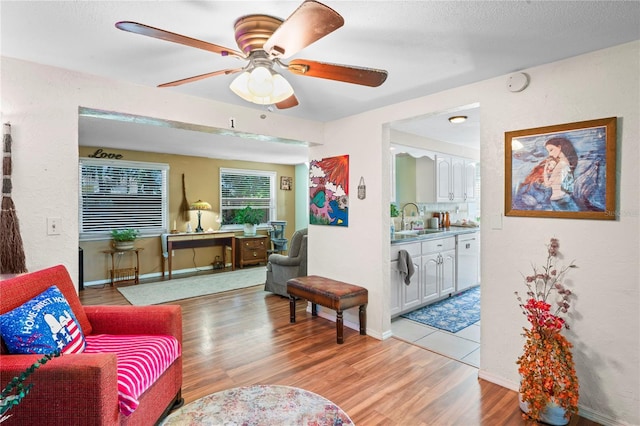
[189,200,211,233]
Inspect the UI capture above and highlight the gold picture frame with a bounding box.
[505,117,616,220]
[280,176,292,191]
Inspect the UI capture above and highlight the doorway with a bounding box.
[388,104,481,367]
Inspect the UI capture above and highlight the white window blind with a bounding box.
[220,168,276,225]
[79,158,169,239]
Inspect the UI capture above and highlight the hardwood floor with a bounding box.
[80,274,600,425]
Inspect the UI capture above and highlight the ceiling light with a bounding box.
[230,65,294,105]
[448,115,467,124]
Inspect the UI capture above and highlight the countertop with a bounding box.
[391,226,479,245]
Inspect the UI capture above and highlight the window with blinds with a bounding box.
[220,168,276,226]
[79,158,169,239]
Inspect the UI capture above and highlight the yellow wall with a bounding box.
[79,146,297,283]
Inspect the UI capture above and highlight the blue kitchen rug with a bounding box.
[401,286,480,333]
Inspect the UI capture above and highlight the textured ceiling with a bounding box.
[3,1,639,163]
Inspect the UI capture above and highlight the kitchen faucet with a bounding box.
[401,203,420,230]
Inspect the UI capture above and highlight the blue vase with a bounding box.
[519,393,569,425]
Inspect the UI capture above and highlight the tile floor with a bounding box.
[391,316,480,368]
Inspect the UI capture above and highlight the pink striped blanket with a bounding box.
[85,334,181,416]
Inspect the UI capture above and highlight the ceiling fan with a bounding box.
[116,0,388,110]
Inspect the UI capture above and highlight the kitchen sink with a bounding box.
[394,230,420,236]
[394,229,443,236]
[418,229,444,234]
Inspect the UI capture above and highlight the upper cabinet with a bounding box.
[463,160,478,201]
[434,155,477,202]
[396,153,478,204]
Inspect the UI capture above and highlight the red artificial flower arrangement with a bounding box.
[515,238,579,423]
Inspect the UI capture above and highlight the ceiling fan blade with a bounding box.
[275,95,299,109]
[263,0,344,58]
[287,59,388,87]
[116,21,246,59]
[158,68,243,88]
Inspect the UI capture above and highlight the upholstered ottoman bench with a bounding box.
[287,275,368,344]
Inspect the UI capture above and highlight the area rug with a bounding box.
[160,384,354,426]
[401,286,480,333]
[117,267,266,305]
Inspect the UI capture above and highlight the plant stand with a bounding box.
[103,248,143,286]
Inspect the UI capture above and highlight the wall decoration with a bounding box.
[1,123,27,274]
[357,177,366,200]
[280,176,292,191]
[505,117,616,220]
[309,155,349,226]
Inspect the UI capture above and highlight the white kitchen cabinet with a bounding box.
[390,242,422,316]
[441,249,456,294]
[434,155,452,202]
[463,160,478,201]
[421,252,439,302]
[436,155,476,202]
[389,260,403,316]
[391,235,466,317]
[413,155,478,203]
[421,237,456,303]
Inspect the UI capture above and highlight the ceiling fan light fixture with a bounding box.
[448,115,468,124]
[230,66,294,105]
[247,66,274,97]
[270,73,294,102]
[229,71,253,100]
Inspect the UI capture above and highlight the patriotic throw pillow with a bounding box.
[0,285,86,354]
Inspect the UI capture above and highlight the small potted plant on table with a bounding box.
[111,228,139,251]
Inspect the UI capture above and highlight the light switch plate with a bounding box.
[490,213,503,230]
[47,217,61,235]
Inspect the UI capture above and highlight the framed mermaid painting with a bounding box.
[505,117,616,220]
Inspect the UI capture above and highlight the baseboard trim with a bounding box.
[477,369,518,391]
[84,266,214,287]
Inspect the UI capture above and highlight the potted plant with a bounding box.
[233,207,264,236]
[111,228,139,251]
[390,204,400,236]
[515,238,579,425]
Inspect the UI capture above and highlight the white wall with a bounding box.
[3,40,639,425]
[1,56,323,281]
[308,41,639,425]
[294,163,309,231]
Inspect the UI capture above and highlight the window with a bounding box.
[220,168,276,226]
[79,158,168,240]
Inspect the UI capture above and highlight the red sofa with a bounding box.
[0,265,183,425]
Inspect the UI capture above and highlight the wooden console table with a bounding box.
[162,232,235,279]
[103,248,143,287]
